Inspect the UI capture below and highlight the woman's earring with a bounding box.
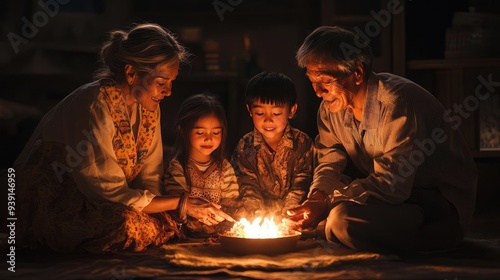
[355,74,361,85]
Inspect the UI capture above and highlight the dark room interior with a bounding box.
[1,0,500,279]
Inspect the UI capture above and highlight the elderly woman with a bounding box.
[13,23,233,253]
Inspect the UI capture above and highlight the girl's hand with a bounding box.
[186,197,236,226]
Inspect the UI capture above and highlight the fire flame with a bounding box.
[227,217,291,239]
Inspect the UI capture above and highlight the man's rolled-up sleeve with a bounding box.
[310,104,353,198]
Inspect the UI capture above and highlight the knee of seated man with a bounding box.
[325,202,362,239]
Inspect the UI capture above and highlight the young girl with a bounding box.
[164,93,240,237]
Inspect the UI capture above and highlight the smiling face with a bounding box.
[189,113,223,163]
[127,61,180,111]
[305,62,360,114]
[247,99,297,148]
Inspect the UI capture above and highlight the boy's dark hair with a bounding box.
[174,93,227,169]
[245,72,297,108]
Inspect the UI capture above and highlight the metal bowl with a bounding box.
[219,231,302,255]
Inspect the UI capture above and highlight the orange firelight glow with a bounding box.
[227,217,291,239]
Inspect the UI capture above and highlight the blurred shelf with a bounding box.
[29,42,100,54]
[473,150,500,159]
[330,15,375,22]
[176,71,239,82]
[408,58,500,70]
[134,5,312,26]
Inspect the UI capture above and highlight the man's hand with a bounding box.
[186,197,236,226]
[284,190,330,231]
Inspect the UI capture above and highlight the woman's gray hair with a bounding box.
[94,23,190,83]
[296,26,373,79]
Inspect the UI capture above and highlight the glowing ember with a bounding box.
[227,217,292,239]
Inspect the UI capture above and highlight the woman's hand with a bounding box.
[186,197,236,226]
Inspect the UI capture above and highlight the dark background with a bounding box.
[1,0,499,216]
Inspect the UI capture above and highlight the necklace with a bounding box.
[189,157,213,167]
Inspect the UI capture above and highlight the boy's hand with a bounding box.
[284,190,330,231]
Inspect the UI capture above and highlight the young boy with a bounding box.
[231,71,314,219]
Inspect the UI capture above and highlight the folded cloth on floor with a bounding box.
[163,239,398,271]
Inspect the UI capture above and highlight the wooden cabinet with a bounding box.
[403,0,500,158]
[406,61,500,159]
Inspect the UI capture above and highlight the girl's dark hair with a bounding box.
[94,23,189,84]
[245,72,297,108]
[174,93,228,169]
[296,26,373,80]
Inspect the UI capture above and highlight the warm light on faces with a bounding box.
[305,63,354,113]
[129,61,180,111]
[248,100,297,147]
[189,113,223,163]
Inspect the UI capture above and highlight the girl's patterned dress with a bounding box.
[164,157,240,236]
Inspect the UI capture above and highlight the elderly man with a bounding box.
[286,26,477,253]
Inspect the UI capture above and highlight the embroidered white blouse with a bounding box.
[15,81,163,211]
